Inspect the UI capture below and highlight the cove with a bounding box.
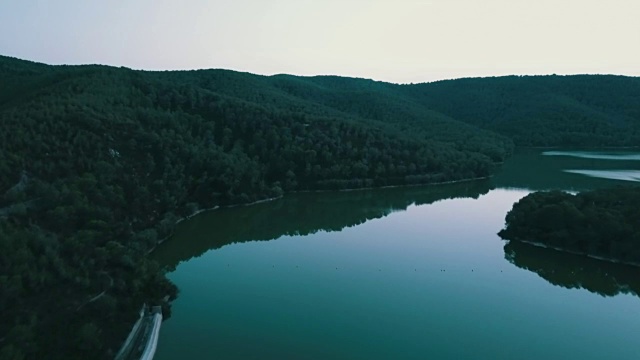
[153,149,640,360]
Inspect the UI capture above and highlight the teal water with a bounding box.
[564,169,640,182]
[153,149,640,359]
[543,150,640,161]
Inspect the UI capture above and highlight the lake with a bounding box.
[153,149,640,359]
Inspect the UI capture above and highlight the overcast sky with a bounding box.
[1,0,638,83]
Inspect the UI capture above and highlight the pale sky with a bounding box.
[0,0,639,83]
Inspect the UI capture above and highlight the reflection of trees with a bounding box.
[504,240,640,297]
[154,180,492,269]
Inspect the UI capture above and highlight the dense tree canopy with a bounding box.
[499,187,640,264]
[405,75,640,146]
[0,56,511,359]
[0,55,637,359]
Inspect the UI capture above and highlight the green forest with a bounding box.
[0,55,639,359]
[499,187,640,264]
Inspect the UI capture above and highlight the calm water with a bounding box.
[153,149,640,360]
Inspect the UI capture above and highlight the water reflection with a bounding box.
[493,148,640,190]
[153,180,492,269]
[543,150,640,161]
[564,169,640,182]
[504,240,640,297]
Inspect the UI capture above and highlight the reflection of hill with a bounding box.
[504,240,640,297]
[153,180,491,269]
[492,149,640,191]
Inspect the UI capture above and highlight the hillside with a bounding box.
[0,55,638,359]
[0,56,510,359]
[405,75,640,146]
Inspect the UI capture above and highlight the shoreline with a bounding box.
[148,196,283,254]
[511,239,640,268]
[295,175,491,194]
[148,175,490,253]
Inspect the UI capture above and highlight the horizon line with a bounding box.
[2,53,637,85]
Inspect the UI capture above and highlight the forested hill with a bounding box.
[405,75,640,146]
[148,69,640,148]
[142,67,640,147]
[0,55,636,359]
[499,187,640,264]
[1,56,512,359]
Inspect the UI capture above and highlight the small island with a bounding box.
[499,187,640,265]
